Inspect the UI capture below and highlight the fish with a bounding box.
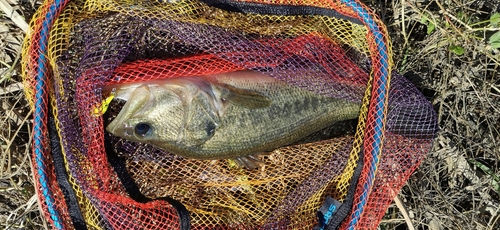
[105,70,360,169]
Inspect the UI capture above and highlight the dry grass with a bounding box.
[0,0,499,229]
[370,0,500,229]
[1,1,44,229]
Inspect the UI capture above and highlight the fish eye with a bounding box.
[205,121,216,138]
[135,122,152,137]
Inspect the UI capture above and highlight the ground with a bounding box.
[1,0,499,229]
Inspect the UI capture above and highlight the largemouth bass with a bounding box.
[106,70,360,168]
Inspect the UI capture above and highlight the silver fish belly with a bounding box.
[106,70,360,165]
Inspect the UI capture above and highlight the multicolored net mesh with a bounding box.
[21,0,438,229]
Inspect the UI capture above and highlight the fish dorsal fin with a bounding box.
[220,84,271,109]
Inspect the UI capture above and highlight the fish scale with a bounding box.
[106,70,361,167]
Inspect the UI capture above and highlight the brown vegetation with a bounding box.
[1,0,499,229]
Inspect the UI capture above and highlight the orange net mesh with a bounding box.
[22,0,438,229]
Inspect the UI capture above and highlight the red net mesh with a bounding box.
[21,0,438,229]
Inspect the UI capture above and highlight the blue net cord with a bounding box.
[339,0,390,229]
[33,0,70,229]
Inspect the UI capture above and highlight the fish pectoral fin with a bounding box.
[231,154,264,170]
[221,84,271,109]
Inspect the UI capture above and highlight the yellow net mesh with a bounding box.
[22,0,437,229]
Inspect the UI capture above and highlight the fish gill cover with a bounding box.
[21,0,438,229]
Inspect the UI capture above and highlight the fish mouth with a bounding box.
[106,120,134,138]
[106,86,153,138]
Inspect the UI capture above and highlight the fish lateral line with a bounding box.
[105,70,362,169]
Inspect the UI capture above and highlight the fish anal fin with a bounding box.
[230,153,269,170]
